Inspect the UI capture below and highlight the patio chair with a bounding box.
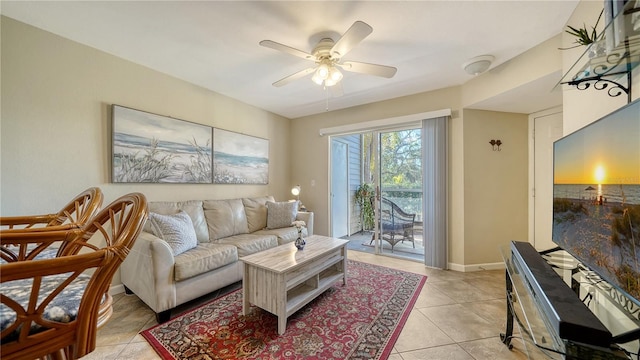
[0,192,148,360]
[370,197,416,252]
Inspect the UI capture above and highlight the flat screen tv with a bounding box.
[553,98,640,307]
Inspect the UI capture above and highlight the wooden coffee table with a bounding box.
[240,235,348,335]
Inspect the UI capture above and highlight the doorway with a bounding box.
[330,127,425,262]
[324,111,449,268]
[330,139,349,238]
[532,110,563,251]
[373,128,424,260]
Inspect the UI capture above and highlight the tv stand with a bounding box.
[500,241,640,359]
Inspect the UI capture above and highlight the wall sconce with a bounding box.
[489,139,502,151]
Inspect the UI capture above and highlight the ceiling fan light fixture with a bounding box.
[462,55,494,75]
[312,61,342,87]
[311,72,324,85]
[316,62,330,80]
[329,66,343,82]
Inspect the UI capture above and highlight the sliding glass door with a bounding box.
[329,114,448,268]
[372,127,424,261]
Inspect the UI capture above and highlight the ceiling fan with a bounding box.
[260,21,397,88]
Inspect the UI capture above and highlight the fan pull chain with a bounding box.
[324,85,330,112]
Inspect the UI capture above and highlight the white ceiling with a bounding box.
[1,1,578,119]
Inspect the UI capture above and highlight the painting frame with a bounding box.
[111,105,213,184]
[213,128,269,185]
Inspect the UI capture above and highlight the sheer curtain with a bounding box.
[422,116,448,269]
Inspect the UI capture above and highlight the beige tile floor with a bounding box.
[85,250,545,360]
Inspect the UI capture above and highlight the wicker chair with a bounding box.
[0,187,112,329]
[0,192,148,360]
[370,197,416,252]
[0,187,103,233]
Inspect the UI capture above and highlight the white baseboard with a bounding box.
[448,262,505,272]
[109,284,125,295]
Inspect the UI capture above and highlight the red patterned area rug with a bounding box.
[141,260,426,360]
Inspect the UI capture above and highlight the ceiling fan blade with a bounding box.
[260,40,314,61]
[272,67,316,87]
[330,21,373,58]
[340,61,397,78]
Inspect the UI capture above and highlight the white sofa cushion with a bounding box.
[215,233,278,257]
[253,227,307,245]
[242,196,275,232]
[204,199,249,241]
[173,243,238,282]
[148,211,198,256]
[266,201,298,229]
[146,200,209,243]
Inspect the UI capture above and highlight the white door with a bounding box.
[331,140,349,238]
[533,111,563,251]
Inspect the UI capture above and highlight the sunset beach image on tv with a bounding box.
[552,100,640,305]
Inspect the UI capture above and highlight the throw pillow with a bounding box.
[243,196,275,232]
[146,200,208,243]
[266,201,298,229]
[148,211,198,256]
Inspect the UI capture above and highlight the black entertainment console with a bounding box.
[500,241,640,359]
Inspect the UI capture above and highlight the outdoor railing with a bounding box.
[381,189,423,222]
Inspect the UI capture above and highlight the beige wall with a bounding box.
[1,17,293,287]
[449,107,466,266]
[1,17,292,217]
[462,110,529,265]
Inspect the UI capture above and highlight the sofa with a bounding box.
[120,196,313,322]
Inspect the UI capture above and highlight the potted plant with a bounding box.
[355,183,375,232]
[561,9,605,57]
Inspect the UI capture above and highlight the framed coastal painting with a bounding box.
[112,105,213,183]
[213,129,269,184]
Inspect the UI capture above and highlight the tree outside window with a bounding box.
[358,129,423,230]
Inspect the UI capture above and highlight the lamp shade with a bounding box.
[291,185,301,197]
